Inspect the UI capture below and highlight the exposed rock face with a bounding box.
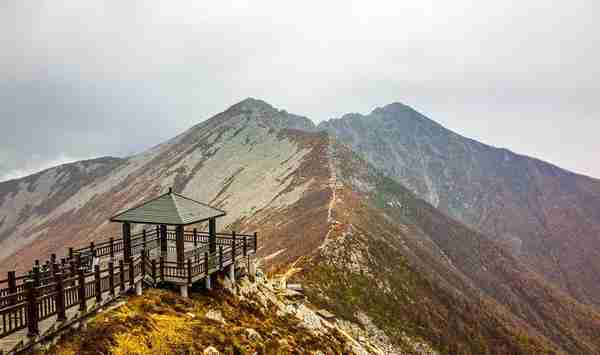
[3,98,600,354]
[0,98,326,271]
[0,156,124,263]
[319,103,600,306]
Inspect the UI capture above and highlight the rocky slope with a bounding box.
[319,103,600,306]
[2,98,600,353]
[301,142,600,354]
[0,98,326,272]
[47,276,383,355]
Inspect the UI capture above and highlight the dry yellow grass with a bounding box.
[46,286,350,355]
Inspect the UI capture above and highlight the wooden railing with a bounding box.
[0,254,143,339]
[0,228,258,348]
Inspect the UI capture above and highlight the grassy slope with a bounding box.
[47,288,349,355]
[300,143,600,354]
[302,189,559,355]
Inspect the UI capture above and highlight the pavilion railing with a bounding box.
[0,230,257,346]
[0,253,145,339]
[0,229,257,312]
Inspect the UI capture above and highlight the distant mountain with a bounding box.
[319,103,600,307]
[1,98,600,353]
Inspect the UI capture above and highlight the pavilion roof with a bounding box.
[109,189,226,225]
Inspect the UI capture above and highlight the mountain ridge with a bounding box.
[2,98,600,353]
[319,102,600,307]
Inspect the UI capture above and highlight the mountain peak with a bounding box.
[226,97,276,113]
[372,102,414,114]
[319,101,438,132]
[206,98,316,132]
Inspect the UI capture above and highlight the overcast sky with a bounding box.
[1,0,598,181]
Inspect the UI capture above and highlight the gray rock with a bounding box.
[316,309,336,320]
[245,328,263,342]
[287,283,303,292]
[205,309,226,324]
[203,346,220,355]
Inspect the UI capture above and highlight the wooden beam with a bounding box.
[123,222,132,262]
[209,218,216,253]
[160,224,168,256]
[176,225,184,266]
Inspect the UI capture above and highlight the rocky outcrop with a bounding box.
[48,274,373,354]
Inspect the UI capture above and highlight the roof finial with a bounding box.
[168,187,172,194]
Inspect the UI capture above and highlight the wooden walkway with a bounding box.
[0,229,257,354]
[0,273,143,353]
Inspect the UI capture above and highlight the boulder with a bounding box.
[295,304,322,331]
[316,309,335,320]
[245,328,263,342]
[287,283,303,292]
[205,309,226,324]
[203,346,220,355]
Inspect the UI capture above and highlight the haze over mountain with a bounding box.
[1,98,600,354]
[3,1,600,182]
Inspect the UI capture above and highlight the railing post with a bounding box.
[109,237,115,258]
[160,225,167,256]
[52,261,59,279]
[25,279,39,338]
[69,260,76,281]
[243,237,247,257]
[253,232,258,252]
[232,232,236,265]
[32,265,40,287]
[78,267,86,312]
[176,225,185,267]
[142,229,147,250]
[119,260,125,293]
[94,265,102,303]
[55,271,66,322]
[123,222,132,263]
[160,256,165,282]
[68,247,74,260]
[193,228,198,247]
[141,249,146,277]
[108,260,115,297]
[8,271,16,305]
[151,259,157,281]
[129,258,135,288]
[90,241,96,258]
[45,261,51,281]
[187,259,192,285]
[219,246,223,270]
[204,252,209,274]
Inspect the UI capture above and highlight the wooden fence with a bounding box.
[0,228,257,348]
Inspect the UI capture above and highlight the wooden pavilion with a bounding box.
[0,188,257,351]
[110,187,226,266]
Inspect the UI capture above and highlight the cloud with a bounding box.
[0,0,599,179]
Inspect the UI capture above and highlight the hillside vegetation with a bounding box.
[47,280,356,355]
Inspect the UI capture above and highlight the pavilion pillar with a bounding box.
[176,225,184,266]
[123,222,132,262]
[160,224,168,256]
[209,218,216,253]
